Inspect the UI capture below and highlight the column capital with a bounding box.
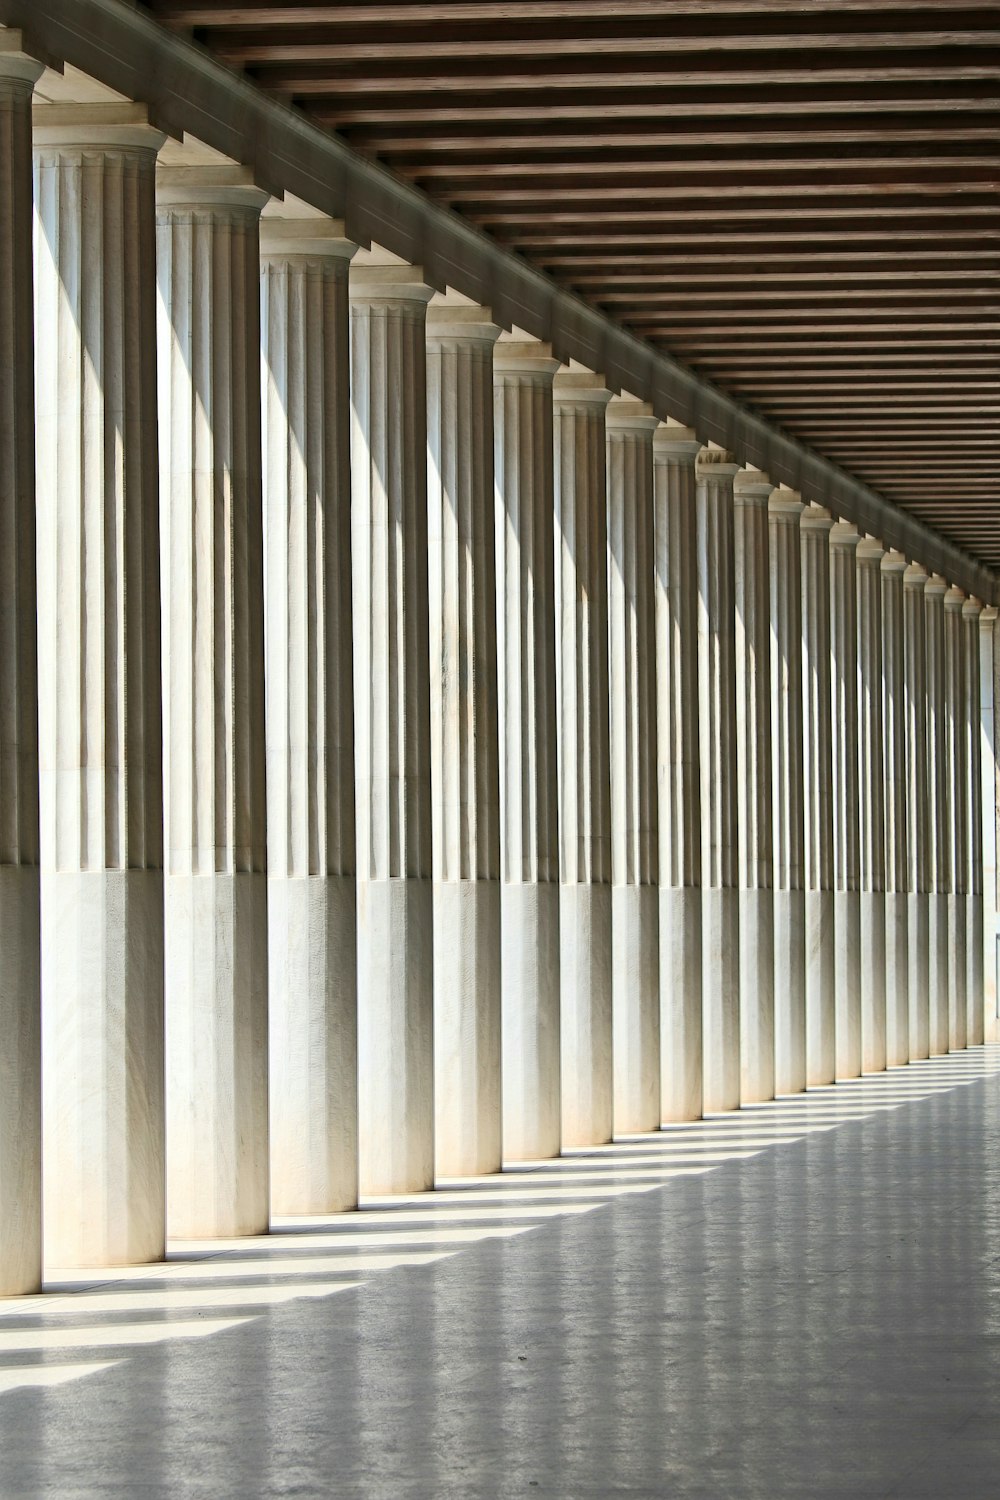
[652,422,700,463]
[963,596,984,622]
[426,296,500,346]
[980,604,998,627]
[259,209,355,261]
[856,534,886,565]
[33,102,165,154]
[904,561,929,590]
[768,484,804,521]
[881,549,907,575]
[829,520,861,550]
[348,248,433,304]
[0,31,43,87]
[944,584,967,614]
[696,445,740,481]
[493,337,560,381]
[605,394,658,436]
[733,465,773,506]
[800,502,834,533]
[552,365,613,407]
[924,573,948,602]
[156,163,268,213]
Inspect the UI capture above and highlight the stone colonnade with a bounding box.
[0,37,998,1296]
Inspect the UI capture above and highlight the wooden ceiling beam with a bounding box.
[152,2,1000,25]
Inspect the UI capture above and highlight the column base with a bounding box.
[948,891,968,1051]
[908,892,931,1061]
[928,891,950,1056]
[560,880,613,1147]
[612,882,659,1135]
[501,881,560,1162]
[834,889,862,1080]
[702,886,739,1114]
[885,891,909,1068]
[0,866,41,1294]
[166,870,268,1239]
[43,867,164,1269]
[805,889,835,1086]
[659,886,702,1123]
[739,887,774,1105]
[860,890,887,1074]
[358,875,434,1195]
[269,874,357,1216]
[773,888,806,1096]
[434,878,501,1178]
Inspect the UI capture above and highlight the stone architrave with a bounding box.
[349,255,435,1194]
[980,607,998,1044]
[881,552,909,1068]
[964,598,985,1048]
[157,166,269,1237]
[924,575,950,1056]
[606,397,660,1134]
[426,299,502,1177]
[0,34,42,1296]
[800,505,836,1085]
[944,587,968,1053]
[553,366,614,1147]
[904,564,931,1061]
[260,215,358,1215]
[857,537,887,1075]
[830,522,862,1078]
[493,338,562,1161]
[36,104,166,1267]
[769,488,806,1096]
[734,468,774,1106]
[696,448,741,1114]
[653,426,703,1123]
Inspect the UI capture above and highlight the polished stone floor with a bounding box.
[2,1047,1000,1498]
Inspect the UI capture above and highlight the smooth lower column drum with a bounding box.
[696,448,741,1114]
[0,35,42,1297]
[349,257,435,1194]
[769,489,807,1096]
[654,427,703,1123]
[964,598,984,1048]
[260,215,358,1216]
[734,468,774,1106]
[493,339,561,1161]
[800,506,836,1086]
[830,522,862,1079]
[904,564,932,1061]
[157,167,269,1238]
[881,552,910,1068]
[924,575,950,1056]
[944,587,969,1053]
[35,106,166,1268]
[553,367,614,1147]
[426,300,502,1178]
[856,538,887,1075]
[606,397,660,1135]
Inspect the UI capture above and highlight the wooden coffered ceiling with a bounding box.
[146,0,1000,571]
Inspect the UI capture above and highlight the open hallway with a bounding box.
[1,1045,999,1497]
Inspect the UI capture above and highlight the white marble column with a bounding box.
[493,339,561,1161]
[553,367,613,1146]
[963,597,984,1047]
[349,256,435,1193]
[881,551,909,1068]
[944,587,968,1052]
[426,300,502,1177]
[830,522,862,1078]
[35,107,165,1268]
[260,216,358,1215]
[904,564,932,1061]
[606,397,660,1133]
[734,468,774,1105]
[924,575,950,1055]
[769,488,806,1096]
[696,448,741,1113]
[0,36,42,1296]
[856,537,887,1074]
[157,167,269,1237]
[800,505,836,1085]
[653,426,703,1123]
[980,607,998,1043]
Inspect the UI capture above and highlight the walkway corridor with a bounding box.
[2,1047,999,1497]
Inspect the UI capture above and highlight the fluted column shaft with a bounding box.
[980,608,998,1043]
[857,538,887,1074]
[830,522,862,1078]
[349,261,435,1194]
[924,576,950,1055]
[696,450,741,1113]
[904,565,931,1060]
[0,38,42,1296]
[769,490,806,1096]
[801,506,836,1084]
[654,428,703,1122]
[553,368,613,1146]
[606,399,659,1133]
[964,600,984,1047]
[734,470,774,1105]
[882,552,909,1068]
[944,587,968,1052]
[427,303,501,1177]
[260,220,358,1215]
[157,169,269,1237]
[36,108,165,1267]
[493,341,561,1160]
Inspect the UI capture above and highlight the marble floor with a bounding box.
[2,1047,1000,1497]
